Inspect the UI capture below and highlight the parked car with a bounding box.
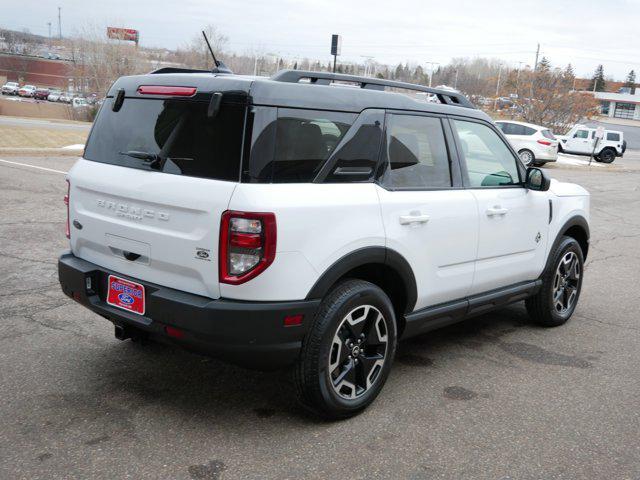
[58,92,72,103]
[1,82,20,95]
[47,89,62,102]
[58,69,590,419]
[557,124,626,163]
[33,87,50,100]
[72,97,89,108]
[495,120,559,166]
[18,85,36,97]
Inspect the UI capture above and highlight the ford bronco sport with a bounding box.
[58,69,590,419]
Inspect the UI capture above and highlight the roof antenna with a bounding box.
[202,30,233,74]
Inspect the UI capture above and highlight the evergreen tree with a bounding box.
[589,65,606,92]
[563,64,576,90]
[624,70,636,94]
[537,57,551,73]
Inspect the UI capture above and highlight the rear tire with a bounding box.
[598,148,615,163]
[295,279,397,419]
[526,236,584,327]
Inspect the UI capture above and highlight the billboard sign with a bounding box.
[107,27,139,44]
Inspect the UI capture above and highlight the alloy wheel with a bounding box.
[519,150,534,166]
[328,305,388,400]
[552,251,580,314]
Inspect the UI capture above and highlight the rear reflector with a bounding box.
[137,85,197,96]
[165,326,185,339]
[64,179,70,239]
[537,139,553,146]
[283,314,304,327]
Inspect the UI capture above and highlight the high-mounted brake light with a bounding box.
[137,85,197,96]
[219,211,276,285]
[537,139,553,146]
[64,179,70,239]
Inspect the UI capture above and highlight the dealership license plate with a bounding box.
[107,275,145,315]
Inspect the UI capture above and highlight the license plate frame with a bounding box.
[106,275,146,315]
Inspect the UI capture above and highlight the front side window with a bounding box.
[247,108,355,183]
[453,119,521,188]
[384,114,451,189]
[575,130,589,139]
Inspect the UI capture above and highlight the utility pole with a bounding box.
[493,63,503,111]
[534,43,540,71]
[425,62,439,87]
[47,22,52,47]
[454,68,459,89]
[57,7,62,39]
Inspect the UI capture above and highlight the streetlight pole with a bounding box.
[493,63,503,111]
[425,62,439,87]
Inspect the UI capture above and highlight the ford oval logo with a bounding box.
[118,293,134,305]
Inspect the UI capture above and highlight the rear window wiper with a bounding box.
[119,150,193,170]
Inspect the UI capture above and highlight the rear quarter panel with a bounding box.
[223,183,385,301]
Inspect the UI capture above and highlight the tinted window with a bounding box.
[541,129,556,140]
[247,108,355,183]
[521,126,536,135]
[84,97,245,181]
[496,122,510,133]
[607,132,620,141]
[384,114,451,189]
[575,130,589,139]
[453,120,520,187]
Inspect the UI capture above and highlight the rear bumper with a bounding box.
[58,251,320,370]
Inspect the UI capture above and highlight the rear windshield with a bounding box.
[541,129,556,140]
[84,97,245,182]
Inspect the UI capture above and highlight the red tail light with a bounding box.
[219,211,276,285]
[537,139,553,146]
[137,85,197,96]
[64,179,70,239]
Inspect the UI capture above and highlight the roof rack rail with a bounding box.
[270,70,475,109]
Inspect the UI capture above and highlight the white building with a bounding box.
[595,91,640,121]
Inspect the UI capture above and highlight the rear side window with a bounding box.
[541,129,556,140]
[384,114,451,189]
[84,97,245,181]
[607,132,620,141]
[247,108,355,183]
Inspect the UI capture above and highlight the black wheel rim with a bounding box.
[603,150,614,162]
[328,305,388,400]
[553,251,580,314]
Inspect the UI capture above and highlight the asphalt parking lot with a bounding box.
[1,153,639,480]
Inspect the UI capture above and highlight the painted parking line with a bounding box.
[0,158,67,174]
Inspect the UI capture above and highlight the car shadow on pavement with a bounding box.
[72,303,549,425]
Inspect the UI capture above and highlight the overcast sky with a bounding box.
[3,0,640,79]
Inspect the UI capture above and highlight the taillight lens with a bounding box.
[64,179,70,239]
[537,139,553,146]
[219,211,276,284]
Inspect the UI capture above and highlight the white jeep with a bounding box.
[557,124,626,163]
[58,69,590,418]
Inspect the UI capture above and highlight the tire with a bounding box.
[532,161,547,167]
[598,148,615,164]
[526,236,584,327]
[295,279,397,419]
[518,149,535,166]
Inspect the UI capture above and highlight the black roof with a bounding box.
[107,69,491,121]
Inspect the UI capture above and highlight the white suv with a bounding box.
[495,120,559,166]
[58,69,590,418]
[557,124,626,163]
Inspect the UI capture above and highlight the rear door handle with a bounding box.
[399,214,430,225]
[486,207,508,217]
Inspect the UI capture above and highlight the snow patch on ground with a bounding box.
[556,153,606,167]
[62,144,85,150]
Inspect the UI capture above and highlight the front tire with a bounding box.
[526,236,584,327]
[295,280,397,419]
[518,149,535,166]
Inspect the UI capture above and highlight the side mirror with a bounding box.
[525,167,550,191]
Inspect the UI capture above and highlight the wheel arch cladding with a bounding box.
[549,216,589,269]
[306,247,417,333]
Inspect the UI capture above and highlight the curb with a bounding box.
[0,147,83,157]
